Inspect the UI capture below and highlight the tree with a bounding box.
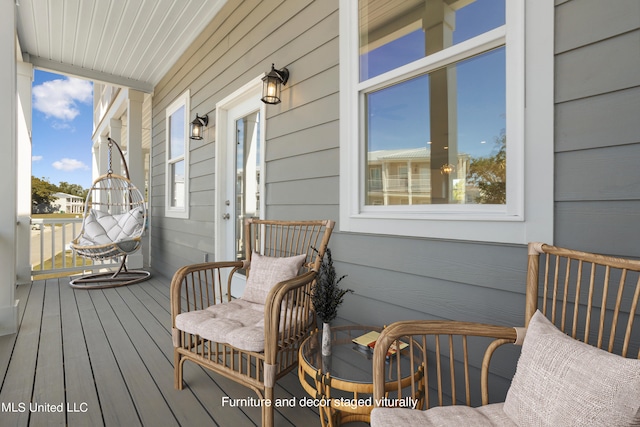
[31,176,57,213]
[467,131,506,204]
[57,181,88,199]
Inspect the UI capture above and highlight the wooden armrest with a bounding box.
[375,320,518,349]
[372,320,519,407]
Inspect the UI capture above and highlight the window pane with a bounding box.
[170,160,185,208]
[235,111,260,267]
[365,47,506,206]
[169,105,185,159]
[359,0,505,81]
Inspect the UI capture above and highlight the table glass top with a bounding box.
[300,325,390,384]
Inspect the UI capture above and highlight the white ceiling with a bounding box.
[16,0,227,93]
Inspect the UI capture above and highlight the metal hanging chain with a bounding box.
[106,137,131,180]
[106,137,134,206]
[107,139,113,175]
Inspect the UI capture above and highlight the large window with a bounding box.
[340,0,554,244]
[165,90,190,218]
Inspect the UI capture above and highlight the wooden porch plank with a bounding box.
[275,373,322,425]
[74,288,141,426]
[143,275,173,308]
[58,278,103,427]
[30,279,65,427]
[0,280,45,426]
[0,282,31,385]
[102,286,219,425]
[133,276,175,325]
[86,288,177,426]
[85,290,176,425]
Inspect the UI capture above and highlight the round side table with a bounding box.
[298,325,422,426]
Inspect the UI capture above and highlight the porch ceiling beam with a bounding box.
[27,55,154,94]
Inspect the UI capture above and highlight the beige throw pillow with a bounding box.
[241,252,306,305]
[504,310,640,426]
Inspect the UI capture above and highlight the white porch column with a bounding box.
[97,135,110,176]
[125,90,144,269]
[16,61,33,285]
[0,0,19,336]
[93,135,109,210]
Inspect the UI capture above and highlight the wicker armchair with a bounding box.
[171,218,334,427]
[371,242,640,426]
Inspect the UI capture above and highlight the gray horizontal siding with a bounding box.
[267,93,339,140]
[555,201,640,257]
[555,29,640,103]
[332,233,527,296]
[267,176,339,206]
[553,0,640,259]
[268,149,338,183]
[267,121,340,161]
[555,0,640,54]
[555,144,640,201]
[555,86,640,152]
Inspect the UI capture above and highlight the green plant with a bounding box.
[467,130,506,204]
[311,247,353,323]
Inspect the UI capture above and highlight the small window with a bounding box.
[165,90,190,218]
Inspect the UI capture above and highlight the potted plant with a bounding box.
[311,247,353,355]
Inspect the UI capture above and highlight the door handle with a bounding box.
[222,213,231,220]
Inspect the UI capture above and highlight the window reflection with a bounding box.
[169,106,185,158]
[365,47,506,206]
[170,160,185,208]
[359,0,505,81]
[235,111,260,265]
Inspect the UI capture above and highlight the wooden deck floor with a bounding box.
[0,274,324,426]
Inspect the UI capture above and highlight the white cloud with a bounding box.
[52,158,89,172]
[33,77,92,121]
[32,155,43,162]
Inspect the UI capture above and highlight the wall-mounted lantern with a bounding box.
[261,64,289,104]
[190,114,208,140]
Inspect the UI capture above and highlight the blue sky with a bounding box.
[32,70,94,189]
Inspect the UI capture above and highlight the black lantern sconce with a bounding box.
[190,114,208,140]
[261,64,289,104]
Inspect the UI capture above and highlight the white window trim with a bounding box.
[165,90,190,219]
[339,0,554,245]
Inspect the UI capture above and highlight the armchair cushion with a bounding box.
[175,299,266,351]
[371,403,516,427]
[175,299,309,352]
[503,310,640,426]
[241,252,306,305]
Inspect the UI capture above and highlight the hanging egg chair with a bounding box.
[69,138,150,288]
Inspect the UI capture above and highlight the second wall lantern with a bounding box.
[190,113,208,140]
[261,64,289,105]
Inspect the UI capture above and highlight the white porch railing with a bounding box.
[30,217,119,277]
